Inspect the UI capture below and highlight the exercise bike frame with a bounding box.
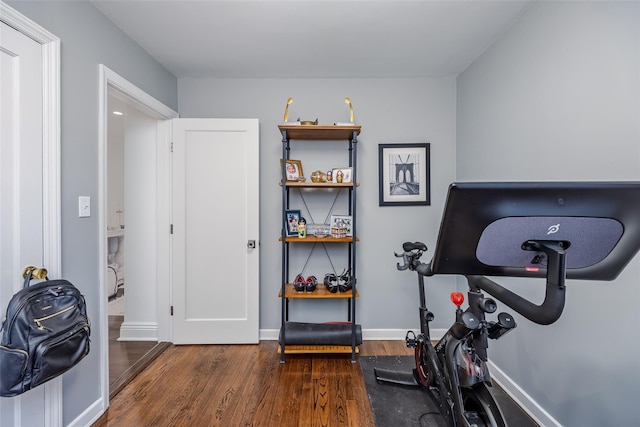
[376,240,568,427]
[375,181,640,426]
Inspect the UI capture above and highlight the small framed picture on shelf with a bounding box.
[280,159,304,182]
[331,167,352,183]
[285,209,302,237]
[330,215,353,237]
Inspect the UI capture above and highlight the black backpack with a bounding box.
[0,268,91,397]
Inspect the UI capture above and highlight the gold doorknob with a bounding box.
[22,266,48,279]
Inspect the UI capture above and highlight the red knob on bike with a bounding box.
[451,292,465,307]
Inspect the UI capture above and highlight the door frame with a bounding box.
[0,3,61,424]
[97,65,177,407]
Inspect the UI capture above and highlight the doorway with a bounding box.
[98,65,177,403]
[106,89,163,396]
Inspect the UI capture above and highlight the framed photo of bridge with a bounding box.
[378,142,430,206]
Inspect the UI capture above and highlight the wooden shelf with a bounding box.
[277,345,359,355]
[278,345,359,354]
[280,236,359,243]
[278,125,361,141]
[280,181,360,188]
[279,283,359,299]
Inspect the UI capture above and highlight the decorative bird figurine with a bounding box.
[283,97,293,123]
[345,97,354,123]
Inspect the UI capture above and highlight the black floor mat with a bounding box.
[360,355,538,427]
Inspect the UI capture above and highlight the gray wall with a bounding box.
[457,2,640,426]
[8,1,639,425]
[6,1,178,424]
[178,78,459,334]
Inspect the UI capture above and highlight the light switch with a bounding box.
[79,196,91,217]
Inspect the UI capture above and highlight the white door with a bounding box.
[172,119,259,344]
[0,21,47,425]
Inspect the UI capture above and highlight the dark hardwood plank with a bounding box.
[93,341,410,427]
[108,315,157,385]
[109,341,171,400]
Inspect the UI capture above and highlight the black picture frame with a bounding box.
[284,209,302,237]
[378,143,430,206]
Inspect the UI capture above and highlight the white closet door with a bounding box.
[172,118,259,344]
[0,20,47,426]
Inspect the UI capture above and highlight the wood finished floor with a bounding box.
[93,340,412,427]
[108,315,157,385]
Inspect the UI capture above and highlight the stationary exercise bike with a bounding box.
[375,182,640,427]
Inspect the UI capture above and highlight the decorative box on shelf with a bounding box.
[331,227,347,239]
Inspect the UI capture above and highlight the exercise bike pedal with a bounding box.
[463,411,484,427]
[405,330,418,348]
[487,312,517,340]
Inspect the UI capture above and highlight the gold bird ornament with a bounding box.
[283,97,293,123]
[345,97,354,123]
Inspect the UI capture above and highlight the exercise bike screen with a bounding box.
[430,181,640,280]
[476,216,623,269]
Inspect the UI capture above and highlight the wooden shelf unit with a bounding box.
[279,124,361,363]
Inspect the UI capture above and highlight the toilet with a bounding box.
[107,236,120,298]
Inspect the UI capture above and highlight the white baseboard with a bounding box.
[118,321,159,341]
[487,361,561,427]
[360,328,448,341]
[66,396,104,427]
[259,329,279,340]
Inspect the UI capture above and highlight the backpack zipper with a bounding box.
[34,305,75,331]
[0,345,28,359]
[5,286,65,334]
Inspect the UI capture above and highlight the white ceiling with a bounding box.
[92,0,532,79]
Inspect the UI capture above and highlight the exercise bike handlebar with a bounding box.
[397,240,568,325]
[469,240,567,325]
[395,242,432,276]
